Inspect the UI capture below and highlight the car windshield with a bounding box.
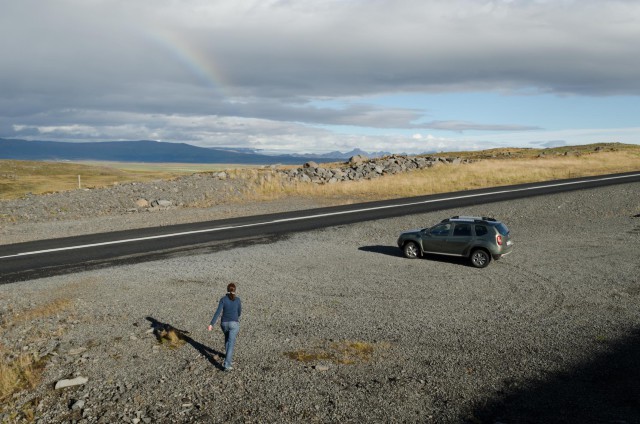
[496,223,509,236]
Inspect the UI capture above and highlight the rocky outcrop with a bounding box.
[279,154,470,184]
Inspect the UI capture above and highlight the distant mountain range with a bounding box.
[213,146,396,160]
[0,138,380,165]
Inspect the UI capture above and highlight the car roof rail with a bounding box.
[448,215,498,223]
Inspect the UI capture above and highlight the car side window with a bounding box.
[453,223,471,236]
[474,225,488,236]
[430,223,451,236]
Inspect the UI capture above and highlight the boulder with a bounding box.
[348,155,368,165]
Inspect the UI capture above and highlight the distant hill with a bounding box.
[0,138,344,165]
[289,148,399,159]
[212,146,397,159]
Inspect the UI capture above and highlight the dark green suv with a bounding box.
[397,216,513,268]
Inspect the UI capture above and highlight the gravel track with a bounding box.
[1,182,639,423]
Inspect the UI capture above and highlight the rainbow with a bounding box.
[143,28,229,96]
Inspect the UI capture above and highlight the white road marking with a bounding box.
[1,173,638,260]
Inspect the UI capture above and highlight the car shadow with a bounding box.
[358,245,403,257]
[359,245,472,267]
[420,252,470,267]
[146,317,225,371]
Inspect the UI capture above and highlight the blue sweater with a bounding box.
[210,296,242,325]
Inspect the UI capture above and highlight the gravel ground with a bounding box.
[1,182,639,423]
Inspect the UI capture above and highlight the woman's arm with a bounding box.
[208,298,224,328]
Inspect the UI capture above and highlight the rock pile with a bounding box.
[279,154,469,184]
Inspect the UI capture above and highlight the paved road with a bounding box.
[2,171,639,284]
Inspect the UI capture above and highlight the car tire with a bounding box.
[470,249,491,268]
[403,241,420,259]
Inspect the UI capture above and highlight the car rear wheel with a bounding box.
[403,241,420,259]
[470,249,491,268]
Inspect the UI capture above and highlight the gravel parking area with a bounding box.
[1,183,639,423]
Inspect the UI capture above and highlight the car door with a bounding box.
[421,223,452,254]
[446,223,473,255]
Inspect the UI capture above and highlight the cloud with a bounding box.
[4,0,640,102]
[420,121,539,132]
[1,0,639,153]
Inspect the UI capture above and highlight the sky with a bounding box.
[1,0,639,155]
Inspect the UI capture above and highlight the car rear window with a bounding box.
[496,223,509,236]
[474,225,488,236]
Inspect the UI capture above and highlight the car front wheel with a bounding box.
[403,241,420,259]
[470,249,491,268]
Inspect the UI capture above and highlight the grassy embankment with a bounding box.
[0,161,235,200]
[245,143,640,204]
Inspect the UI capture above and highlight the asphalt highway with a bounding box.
[1,171,639,284]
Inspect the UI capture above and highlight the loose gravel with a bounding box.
[1,182,639,423]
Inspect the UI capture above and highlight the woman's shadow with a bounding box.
[146,316,226,371]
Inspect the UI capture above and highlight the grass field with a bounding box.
[0,161,243,200]
[244,144,640,203]
[1,143,639,202]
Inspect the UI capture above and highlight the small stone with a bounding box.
[71,399,85,410]
[135,198,149,208]
[55,376,88,389]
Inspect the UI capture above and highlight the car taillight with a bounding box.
[496,235,503,246]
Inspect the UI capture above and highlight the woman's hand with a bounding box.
[207,325,213,331]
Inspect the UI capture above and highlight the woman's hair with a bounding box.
[226,283,236,300]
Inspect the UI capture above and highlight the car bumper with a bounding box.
[492,247,513,260]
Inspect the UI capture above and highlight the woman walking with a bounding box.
[208,283,242,371]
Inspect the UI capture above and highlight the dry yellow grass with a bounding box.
[285,340,382,365]
[0,351,45,402]
[1,298,73,329]
[245,149,640,204]
[0,298,73,406]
